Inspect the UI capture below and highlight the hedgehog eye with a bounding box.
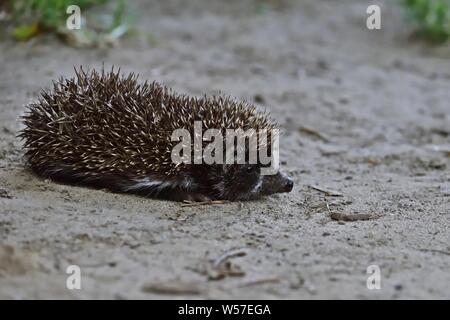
[246,166,255,173]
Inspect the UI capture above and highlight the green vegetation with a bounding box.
[4,0,133,46]
[11,0,106,31]
[401,0,450,43]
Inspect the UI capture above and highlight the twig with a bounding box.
[239,277,280,287]
[181,200,230,207]
[330,211,378,222]
[213,248,247,268]
[299,126,330,142]
[206,248,247,280]
[308,185,343,197]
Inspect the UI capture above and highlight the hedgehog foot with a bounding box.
[169,190,211,202]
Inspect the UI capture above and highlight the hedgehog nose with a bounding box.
[283,177,294,192]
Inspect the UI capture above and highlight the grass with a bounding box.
[11,0,106,30]
[401,0,450,43]
[4,0,132,45]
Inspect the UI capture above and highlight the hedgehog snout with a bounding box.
[261,171,294,195]
[282,176,294,193]
[275,172,293,193]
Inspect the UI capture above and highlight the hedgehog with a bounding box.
[19,67,293,201]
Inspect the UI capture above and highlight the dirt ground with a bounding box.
[0,0,449,299]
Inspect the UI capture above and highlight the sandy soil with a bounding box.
[0,0,449,299]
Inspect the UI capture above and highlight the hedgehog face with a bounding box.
[218,164,293,201]
[259,171,294,197]
[219,164,262,200]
